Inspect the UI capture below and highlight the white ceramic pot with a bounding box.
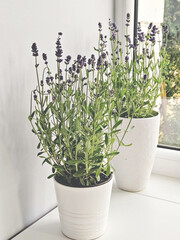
[112,113,160,192]
[54,175,113,240]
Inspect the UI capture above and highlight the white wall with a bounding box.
[115,0,135,42]
[0,0,114,239]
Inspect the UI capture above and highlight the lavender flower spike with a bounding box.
[126,13,130,26]
[42,53,48,64]
[143,74,148,80]
[164,25,169,34]
[31,43,38,57]
[98,22,102,30]
[125,55,129,62]
[97,56,103,69]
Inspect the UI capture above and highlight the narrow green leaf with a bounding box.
[110,101,114,112]
[37,151,44,156]
[42,158,51,165]
[28,111,35,121]
[96,167,101,178]
[37,142,41,149]
[113,120,123,129]
[96,175,100,182]
[89,166,99,174]
[47,174,55,179]
[105,133,108,146]
[90,155,104,161]
[106,165,111,176]
[110,129,121,134]
[106,151,119,157]
[121,142,132,147]
[32,129,36,134]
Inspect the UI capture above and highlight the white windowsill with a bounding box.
[12,174,180,240]
[153,147,180,179]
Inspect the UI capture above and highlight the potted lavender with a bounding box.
[28,24,123,239]
[109,14,169,191]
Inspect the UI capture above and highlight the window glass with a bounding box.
[159,0,180,148]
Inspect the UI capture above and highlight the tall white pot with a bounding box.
[54,175,113,240]
[112,113,160,192]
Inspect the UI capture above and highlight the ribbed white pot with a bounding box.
[112,113,160,192]
[54,175,113,240]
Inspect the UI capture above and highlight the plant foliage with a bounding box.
[29,26,123,187]
[109,14,169,118]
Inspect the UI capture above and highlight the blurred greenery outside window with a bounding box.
[159,0,180,147]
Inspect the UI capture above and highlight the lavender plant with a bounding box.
[29,26,123,187]
[109,14,169,118]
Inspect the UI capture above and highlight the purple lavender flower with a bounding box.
[31,43,38,57]
[50,76,54,81]
[126,13,130,26]
[97,56,103,69]
[111,33,116,41]
[101,52,106,59]
[82,56,86,66]
[137,22,141,32]
[109,19,118,41]
[98,22,102,31]
[52,96,56,102]
[148,22,153,29]
[55,36,63,62]
[112,23,117,29]
[129,44,134,49]
[128,37,131,43]
[125,55,129,62]
[42,53,48,64]
[138,32,145,42]
[149,36,155,43]
[104,61,108,68]
[88,58,92,65]
[150,25,158,37]
[34,94,37,100]
[47,89,51,94]
[40,80,44,86]
[65,55,71,65]
[67,79,72,86]
[68,67,72,74]
[143,74,148,80]
[91,54,95,60]
[110,89,114,97]
[77,54,81,61]
[46,77,50,85]
[72,64,76,71]
[164,25,169,34]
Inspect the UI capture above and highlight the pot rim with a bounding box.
[54,172,113,189]
[120,111,160,121]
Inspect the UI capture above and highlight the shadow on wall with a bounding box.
[0,51,56,239]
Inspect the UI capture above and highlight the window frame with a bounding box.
[114,0,180,179]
